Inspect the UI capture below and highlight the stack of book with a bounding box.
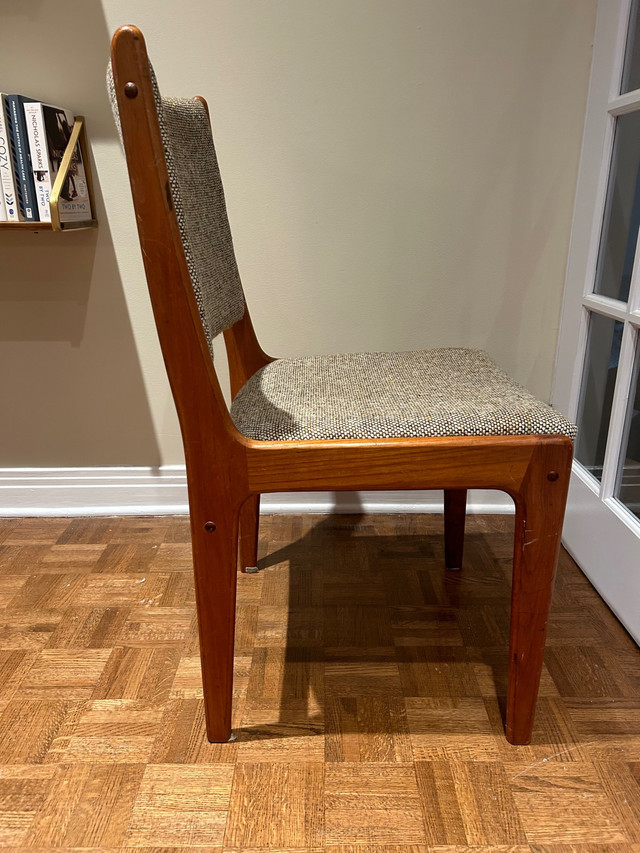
[0,94,92,224]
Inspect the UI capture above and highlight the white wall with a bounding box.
[0,0,597,468]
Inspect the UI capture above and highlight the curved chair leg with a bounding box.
[444,488,467,570]
[506,441,572,744]
[189,499,241,743]
[239,494,260,573]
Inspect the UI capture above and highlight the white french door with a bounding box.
[554,0,640,644]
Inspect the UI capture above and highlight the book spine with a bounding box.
[7,95,37,221]
[7,95,38,222]
[0,96,21,221]
[24,102,51,222]
[0,174,6,220]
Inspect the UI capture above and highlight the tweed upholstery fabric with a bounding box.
[230,348,577,441]
[107,62,245,347]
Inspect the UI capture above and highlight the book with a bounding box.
[24,101,92,224]
[0,174,6,220]
[5,95,38,221]
[0,94,21,221]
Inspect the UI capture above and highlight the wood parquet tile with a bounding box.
[0,513,639,852]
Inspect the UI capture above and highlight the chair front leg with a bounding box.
[444,488,467,570]
[239,494,260,573]
[189,495,241,743]
[506,439,572,745]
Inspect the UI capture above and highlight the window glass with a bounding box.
[593,111,640,302]
[621,0,640,94]
[576,313,624,480]
[616,334,640,518]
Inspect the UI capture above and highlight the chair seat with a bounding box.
[230,347,577,441]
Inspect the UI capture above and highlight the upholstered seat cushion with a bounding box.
[230,347,577,442]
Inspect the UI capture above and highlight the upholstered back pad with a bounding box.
[108,62,245,346]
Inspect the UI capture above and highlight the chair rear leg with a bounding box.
[506,440,572,744]
[444,488,467,570]
[189,502,240,743]
[239,494,260,573]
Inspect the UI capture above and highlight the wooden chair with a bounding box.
[109,25,575,745]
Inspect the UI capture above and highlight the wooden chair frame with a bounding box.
[111,25,573,746]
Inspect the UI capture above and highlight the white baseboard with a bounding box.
[0,467,514,517]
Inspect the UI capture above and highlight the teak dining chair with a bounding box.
[109,25,576,746]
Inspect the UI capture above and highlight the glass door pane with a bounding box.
[593,110,640,302]
[575,313,624,479]
[616,332,640,517]
[622,0,640,93]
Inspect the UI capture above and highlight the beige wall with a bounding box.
[0,0,597,467]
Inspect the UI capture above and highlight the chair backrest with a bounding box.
[109,25,268,456]
[161,96,247,343]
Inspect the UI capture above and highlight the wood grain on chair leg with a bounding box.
[444,488,467,570]
[506,440,572,745]
[239,494,260,573]
[189,495,241,743]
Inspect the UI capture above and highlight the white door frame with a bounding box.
[553,0,640,645]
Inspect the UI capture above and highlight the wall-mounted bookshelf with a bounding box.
[1,115,97,232]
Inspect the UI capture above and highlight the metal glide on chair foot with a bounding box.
[245,566,259,574]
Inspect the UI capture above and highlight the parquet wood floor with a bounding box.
[0,512,639,852]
